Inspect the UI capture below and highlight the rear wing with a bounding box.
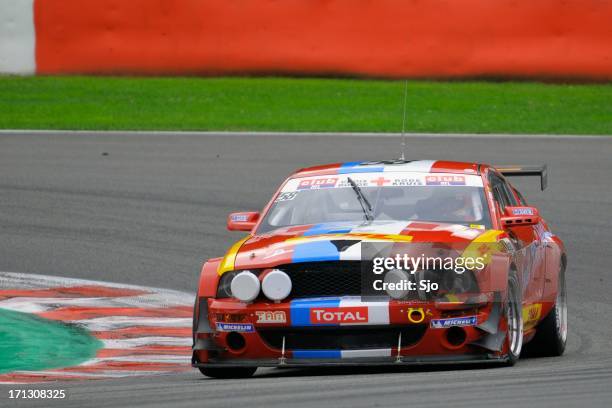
[495,164,548,191]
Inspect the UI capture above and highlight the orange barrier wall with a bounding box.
[34,0,612,80]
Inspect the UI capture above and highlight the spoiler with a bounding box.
[495,164,548,191]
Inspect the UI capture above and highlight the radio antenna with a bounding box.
[399,80,409,161]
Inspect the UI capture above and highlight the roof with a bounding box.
[293,160,483,177]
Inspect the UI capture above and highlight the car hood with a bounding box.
[220,220,504,274]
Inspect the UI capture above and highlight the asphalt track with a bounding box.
[1,132,611,407]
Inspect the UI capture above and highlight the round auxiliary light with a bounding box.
[261,269,292,301]
[384,268,412,300]
[230,271,260,303]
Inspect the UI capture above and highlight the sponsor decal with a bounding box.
[430,316,477,328]
[231,214,249,222]
[369,176,391,186]
[512,207,534,216]
[392,178,423,186]
[216,322,254,332]
[522,303,542,323]
[310,307,368,324]
[297,178,338,190]
[284,172,481,193]
[255,311,286,324]
[469,224,486,230]
[425,175,466,186]
[337,179,367,188]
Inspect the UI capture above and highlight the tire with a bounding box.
[505,269,524,366]
[198,366,257,379]
[523,262,567,357]
[192,296,198,347]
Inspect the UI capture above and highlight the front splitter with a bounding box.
[194,353,508,368]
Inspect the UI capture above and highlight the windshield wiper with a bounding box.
[347,177,374,222]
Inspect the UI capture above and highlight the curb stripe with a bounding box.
[0,272,194,383]
[39,306,192,320]
[101,337,191,348]
[92,327,192,339]
[0,286,148,299]
[97,346,191,358]
[72,317,192,330]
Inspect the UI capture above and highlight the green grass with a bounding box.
[0,307,102,374]
[0,76,610,134]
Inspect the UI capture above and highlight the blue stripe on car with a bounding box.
[292,240,340,263]
[338,162,384,174]
[303,223,353,236]
[293,350,342,359]
[290,297,341,326]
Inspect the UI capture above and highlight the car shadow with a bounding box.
[249,362,509,379]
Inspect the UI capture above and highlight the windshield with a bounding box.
[257,172,491,234]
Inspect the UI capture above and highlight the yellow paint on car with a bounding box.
[218,236,250,275]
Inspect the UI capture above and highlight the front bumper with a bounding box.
[193,295,506,367]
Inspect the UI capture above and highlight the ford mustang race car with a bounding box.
[192,160,567,378]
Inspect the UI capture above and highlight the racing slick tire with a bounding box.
[192,296,198,346]
[198,367,257,379]
[505,269,524,366]
[523,262,567,357]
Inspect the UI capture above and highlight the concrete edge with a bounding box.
[0,130,610,139]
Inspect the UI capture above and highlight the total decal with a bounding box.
[310,307,368,324]
[255,311,287,324]
[430,316,478,329]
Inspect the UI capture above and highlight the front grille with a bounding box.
[279,261,362,298]
[258,325,427,350]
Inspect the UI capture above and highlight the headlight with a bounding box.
[383,268,412,300]
[230,271,261,303]
[216,271,237,298]
[415,269,479,300]
[261,269,292,301]
[439,269,479,294]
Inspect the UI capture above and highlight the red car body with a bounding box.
[192,160,567,377]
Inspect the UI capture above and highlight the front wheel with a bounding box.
[198,366,257,379]
[505,269,524,365]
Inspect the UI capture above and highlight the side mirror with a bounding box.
[227,211,260,232]
[500,206,540,228]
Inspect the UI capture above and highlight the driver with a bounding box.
[416,189,474,222]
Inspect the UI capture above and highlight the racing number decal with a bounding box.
[275,192,298,202]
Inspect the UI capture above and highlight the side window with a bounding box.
[501,181,519,207]
[489,173,513,212]
[513,187,528,205]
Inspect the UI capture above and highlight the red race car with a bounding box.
[192,160,567,378]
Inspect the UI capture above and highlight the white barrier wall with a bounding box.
[0,0,35,74]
